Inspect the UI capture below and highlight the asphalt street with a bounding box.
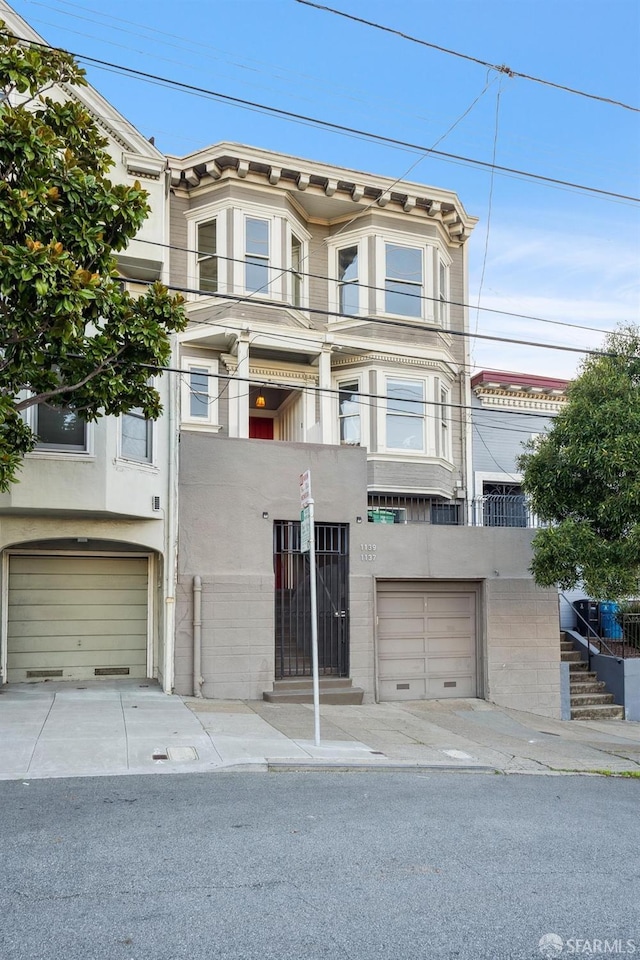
[1,771,638,960]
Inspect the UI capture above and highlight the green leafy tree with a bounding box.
[0,25,185,490]
[519,325,640,600]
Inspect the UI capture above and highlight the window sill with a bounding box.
[114,457,159,473]
[180,422,223,433]
[25,450,94,462]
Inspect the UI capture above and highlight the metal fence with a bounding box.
[471,495,543,529]
[366,494,543,528]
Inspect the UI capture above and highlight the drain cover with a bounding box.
[167,746,198,762]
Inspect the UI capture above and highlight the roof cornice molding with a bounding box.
[167,142,477,245]
[474,386,568,413]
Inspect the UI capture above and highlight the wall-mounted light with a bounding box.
[255,393,266,409]
[262,511,269,520]
[356,516,363,524]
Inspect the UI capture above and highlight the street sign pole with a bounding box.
[307,497,321,748]
[299,470,320,747]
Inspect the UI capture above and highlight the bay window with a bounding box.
[245,217,270,293]
[120,408,153,463]
[291,233,303,307]
[385,244,422,318]
[197,220,218,293]
[337,245,359,315]
[338,381,361,445]
[34,404,87,452]
[386,378,425,452]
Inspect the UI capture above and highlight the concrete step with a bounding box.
[571,692,616,707]
[560,641,575,651]
[561,651,583,662]
[264,678,364,705]
[570,680,607,695]
[568,661,590,672]
[571,703,625,720]
[270,677,354,692]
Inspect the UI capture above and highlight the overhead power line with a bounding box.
[295,0,640,115]
[129,275,619,359]
[128,235,622,342]
[4,31,639,205]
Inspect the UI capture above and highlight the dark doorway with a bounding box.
[249,417,274,439]
[274,521,349,679]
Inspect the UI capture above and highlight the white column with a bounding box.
[236,334,250,439]
[318,346,333,444]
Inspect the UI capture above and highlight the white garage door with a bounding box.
[7,555,149,683]
[377,582,477,701]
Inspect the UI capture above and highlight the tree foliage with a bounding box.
[0,25,186,490]
[519,325,640,600]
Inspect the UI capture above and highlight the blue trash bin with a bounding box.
[599,601,623,640]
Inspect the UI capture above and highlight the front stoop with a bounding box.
[561,635,624,720]
[263,677,365,705]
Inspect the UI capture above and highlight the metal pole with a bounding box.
[307,498,321,747]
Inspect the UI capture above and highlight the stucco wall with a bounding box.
[177,434,561,716]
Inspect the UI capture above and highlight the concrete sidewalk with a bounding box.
[1,680,640,780]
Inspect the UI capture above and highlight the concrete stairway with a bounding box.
[263,677,364,705]
[561,634,624,720]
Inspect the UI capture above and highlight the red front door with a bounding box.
[249,417,274,440]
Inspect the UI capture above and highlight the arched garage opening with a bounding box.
[3,539,158,684]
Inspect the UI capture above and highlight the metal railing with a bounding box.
[471,494,543,529]
[559,594,640,665]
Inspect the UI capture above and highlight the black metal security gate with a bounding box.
[274,521,349,679]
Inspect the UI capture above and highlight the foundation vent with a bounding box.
[94,667,130,676]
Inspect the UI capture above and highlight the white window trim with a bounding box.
[118,409,155,466]
[382,374,428,456]
[181,359,220,430]
[22,401,94,459]
[327,231,370,320]
[185,200,229,301]
[285,221,310,311]
[434,378,453,462]
[371,232,452,326]
[231,204,286,300]
[335,374,369,450]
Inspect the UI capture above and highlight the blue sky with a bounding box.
[6,0,640,378]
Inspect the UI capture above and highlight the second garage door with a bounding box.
[377,582,477,701]
[7,555,149,683]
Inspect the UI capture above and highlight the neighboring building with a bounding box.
[169,144,562,718]
[471,370,569,527]
[0,3,175,690]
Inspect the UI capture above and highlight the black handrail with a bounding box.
[558,593,620,668]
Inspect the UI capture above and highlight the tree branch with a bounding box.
[15,348,126,410]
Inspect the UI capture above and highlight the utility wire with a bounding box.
[3,30,638,205]
[295,0,640,114]
[126,236,625,342]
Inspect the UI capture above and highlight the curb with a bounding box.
[266,760,497,774]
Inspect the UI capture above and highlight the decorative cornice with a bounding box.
[474,387,568,413]
[221,355,318,383]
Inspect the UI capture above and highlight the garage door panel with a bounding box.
[377,582,477,702]
[10,589,148,608]
[378,678,426,700]
[378,595,424,616]
[9,573,148,591]
[8,619,149,639]
[9,557,147,576]
[7,556,149,683]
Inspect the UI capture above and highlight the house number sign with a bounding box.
[360,543,377,562]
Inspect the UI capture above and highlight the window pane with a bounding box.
[246,257,269,293]
[339,382,360,445]
[386,245,421,283]
[385,281,422,317]
[36,405,86,448]
[246,218,269,256]
[291,235,302,273]
[198,221,216,256]
[291,235,302,306]
[189,369,209,418]
[338,246,358,282]
[386,415,423,450]
[339,281,359,315]
[200,256,218,293]
[387,379,423,414]
[121,412,151,462]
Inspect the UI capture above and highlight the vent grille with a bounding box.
[396,683,410,690]
[94,667,130,676]
[443,681,457,688]
[26,669,63,679]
